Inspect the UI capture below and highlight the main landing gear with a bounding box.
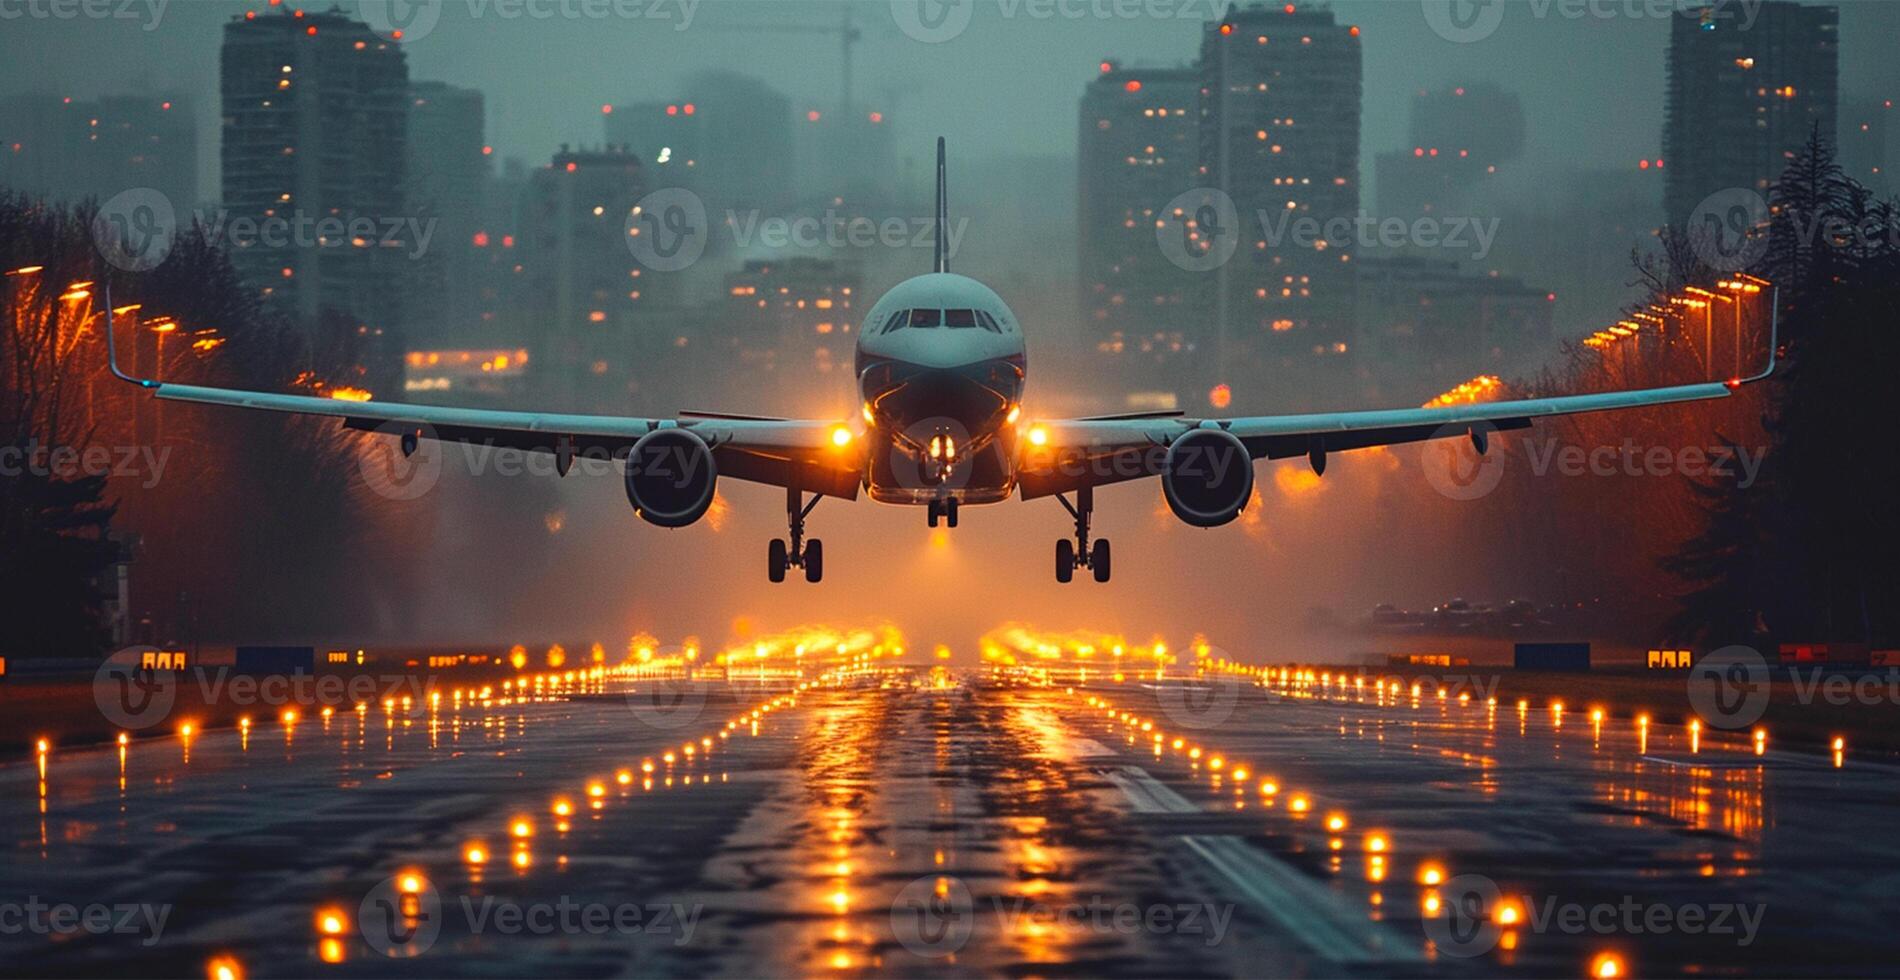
[1054,485,1111,583]
[926,497,959,528]
[769,488,824,583]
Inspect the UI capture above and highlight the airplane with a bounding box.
[104,138,1775,585]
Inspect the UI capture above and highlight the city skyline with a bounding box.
[6,1,1897,211]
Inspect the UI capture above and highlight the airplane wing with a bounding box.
[125,383,860,498]
[1020,370,1773,500]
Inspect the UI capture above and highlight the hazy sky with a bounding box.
[5,0,1896,205]
[10,0,1884,652]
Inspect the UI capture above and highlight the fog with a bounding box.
[3,0,1887,661]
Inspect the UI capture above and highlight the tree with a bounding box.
[1662,128,1900,648]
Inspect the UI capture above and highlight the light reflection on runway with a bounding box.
[6,638,1899,978]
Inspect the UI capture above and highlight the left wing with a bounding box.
[104,297,859,498]
[1021,365,1773,500]
[141,383,861,498]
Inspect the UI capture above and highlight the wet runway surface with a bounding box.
[5,665,1898,978]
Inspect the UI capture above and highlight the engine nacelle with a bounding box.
[625,428,717,528]
[1162,428,1253,528]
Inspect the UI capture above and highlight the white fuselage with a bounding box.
[853,273,1027,504]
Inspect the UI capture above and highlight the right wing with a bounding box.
[1021,318,1776,500]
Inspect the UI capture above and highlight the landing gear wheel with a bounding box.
[944,498,959,528]
[927,500,941,528]
[774,489,826,583]
[768,538,789,583]
[1056,486,1104,583]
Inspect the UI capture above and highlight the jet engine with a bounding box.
[1161,428,1253,528]
[624,428,717,528]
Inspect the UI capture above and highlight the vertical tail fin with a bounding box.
[933,136,948,274]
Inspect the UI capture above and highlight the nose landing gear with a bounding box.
[1054,485,1110,583]
[768,488,824,583]
[926,497,959,528]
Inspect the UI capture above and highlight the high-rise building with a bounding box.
[1839,95,1893,197]
[0,92,197,212]
[1198,3,1363,409]
[219,6,410,350]
[1663,1,1838,227]
[721,257,861,407]
[794,107,897,214]
[1078,62,1202,401]
[405,80,488,341]
[605,72,795,232]
[519,146,654,410]
[1500,165,1663,333]
[1374,83,1523,219]
[1354,256,1554,404]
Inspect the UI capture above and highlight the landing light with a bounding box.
[830,425,853,447]
[1006,405,1021,425]
[1027,425,1049,447]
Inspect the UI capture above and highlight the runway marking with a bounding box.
[1102,765,1420,967]
[1019,708,1118,757]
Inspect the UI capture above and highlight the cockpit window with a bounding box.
[975,310,1003,333]
[879,310,906,334]
[944,308,977,328]
[907,308,942,328]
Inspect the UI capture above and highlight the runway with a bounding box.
[4,662,1897,978]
